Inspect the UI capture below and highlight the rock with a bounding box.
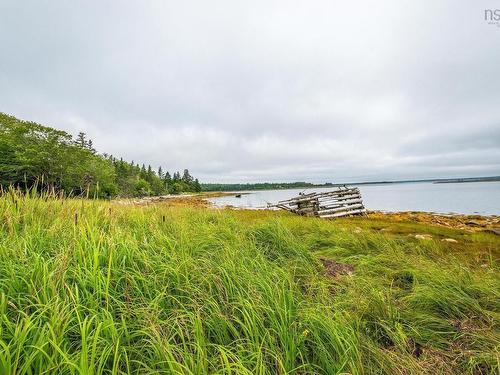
[485,228,500,236]
[415,234,432,240]
[465,220,485,227]
[441,238,458,243]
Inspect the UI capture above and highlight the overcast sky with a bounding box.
[1,1,499,183]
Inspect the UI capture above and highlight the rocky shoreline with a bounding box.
[367,211,500,233]
[113,194,500,234]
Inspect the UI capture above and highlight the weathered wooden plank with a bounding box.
[318,198,363,207]
[318,203,365,214]
[277,189,360,204]
[317,193,360,201]
[319,208,367,218]
[316,194,360,202]
[282,196,361,209]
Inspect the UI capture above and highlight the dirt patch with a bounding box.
[392,271,414,290]
[407,337,423,358]
[320,258,354,277]
[451,318,483,334]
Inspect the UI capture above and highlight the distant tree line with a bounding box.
[0,113,201,198]
[201,182,334,192]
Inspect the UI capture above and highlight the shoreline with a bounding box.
[366,211,500,233]
[201,176,500,192]
[113,193,500,233]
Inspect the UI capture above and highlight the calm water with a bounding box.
[208,181,500,215]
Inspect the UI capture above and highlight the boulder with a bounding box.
[465,220,485,227]
[415,234,432,240]
[485,228,500,236]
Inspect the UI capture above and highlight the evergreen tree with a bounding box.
[140,164,147,180]
[193,178,201,192]
[76,132,87,148]
[87,139,95,154]
[0,113,201,198]
[182,169,193,184]
[164,171,172,183]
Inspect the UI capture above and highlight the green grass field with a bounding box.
[0,191,498,374]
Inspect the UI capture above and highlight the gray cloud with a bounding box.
[1,0,499,182]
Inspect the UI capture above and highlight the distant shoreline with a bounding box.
[201,176,500,192]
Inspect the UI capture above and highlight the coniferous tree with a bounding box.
[193,178,201,192]
[163,171,172,193]
[87,139,95,154]
[0,113,201,198]
[182,169,193,184]
[140,164,147,180]
[164,171,171,183]
[76,132,87,148]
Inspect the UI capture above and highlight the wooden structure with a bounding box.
[269,186,367,219]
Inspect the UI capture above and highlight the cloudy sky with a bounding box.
[1,1,499,183]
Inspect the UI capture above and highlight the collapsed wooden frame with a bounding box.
[268,187,367,218]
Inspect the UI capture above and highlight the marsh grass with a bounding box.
[0,190,498,374]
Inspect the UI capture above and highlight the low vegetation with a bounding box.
[0,190,498,374]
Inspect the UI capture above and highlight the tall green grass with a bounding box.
[0,190,498,374]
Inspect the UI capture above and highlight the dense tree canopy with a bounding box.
[0,113,200,197]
